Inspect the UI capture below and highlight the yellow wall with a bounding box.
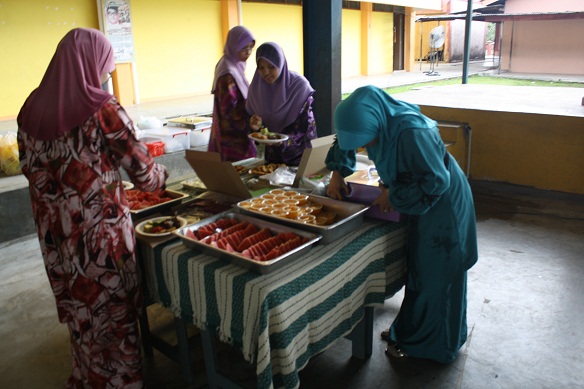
[241,3,304,78]
[0,1,393,118]
[369,12,393,75]
[131,0,222,101]
[419,106,584,195]
[414,20,442,61]
[342,10,361,79]
[0,0,99,118]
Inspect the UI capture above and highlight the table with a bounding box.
[139,218,408,389]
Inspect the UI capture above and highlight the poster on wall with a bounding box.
[98,0,135,63]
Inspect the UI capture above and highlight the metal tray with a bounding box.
[174,212,322,274]
[128,188,189,220]
[237,194,368,244]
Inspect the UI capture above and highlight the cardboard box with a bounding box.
[293,135,336,187]
[184,150,252,201]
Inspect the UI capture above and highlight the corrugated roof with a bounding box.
[416,11,584,23]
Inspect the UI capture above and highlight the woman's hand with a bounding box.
[250,114,263,131]
[372,186,394,213]
[327,170,349,200]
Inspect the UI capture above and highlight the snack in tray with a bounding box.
[239,193,336,225]
[249,163,286,176]
[141,216,183,234]
[175,198,231,223]
[125,189,175,210]
[234,165,248,175]
[184,217,309,262]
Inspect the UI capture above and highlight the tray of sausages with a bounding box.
[174,212,322,274]
[127,188,189,220]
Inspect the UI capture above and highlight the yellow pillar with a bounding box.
[404,8,417,72]
[111,63,135,106]
[360,2,372,76]
[221,0,240,43]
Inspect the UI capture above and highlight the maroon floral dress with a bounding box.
[208,73,256,162]
[18,99,166,389]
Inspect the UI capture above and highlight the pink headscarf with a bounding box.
[246,42,315,133]
[211,26,255,97]
[18,28,116,141]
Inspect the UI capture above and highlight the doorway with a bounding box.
[393,12,404,70]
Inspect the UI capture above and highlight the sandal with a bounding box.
[380,328,390,341]
[385,344,408,360]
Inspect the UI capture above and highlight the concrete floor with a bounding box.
[1,181,583,389]
[2,62,583,388]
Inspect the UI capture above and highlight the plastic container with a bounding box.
[146,141,165,157]
[167,116,212,130]
[139,136,165,157]
[190,126,212,147]
[141,128,190,152]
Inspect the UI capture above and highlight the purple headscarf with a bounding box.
[211,25,255,97]
[18,28,116,141]
[246,42,315,133]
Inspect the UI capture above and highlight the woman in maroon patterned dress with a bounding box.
[17,28,167,388]
[208,25,256,161]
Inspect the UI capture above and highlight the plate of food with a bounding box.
[249,131,288,144]
[135,216,188,237]
[122,181,134,190]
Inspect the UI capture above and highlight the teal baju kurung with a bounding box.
[326,85,478,364]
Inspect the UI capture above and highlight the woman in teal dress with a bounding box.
[326,85,478,364]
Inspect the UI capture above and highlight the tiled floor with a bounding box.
[1,181,584,388]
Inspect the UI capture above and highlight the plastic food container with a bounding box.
[141,128,190,152]
[190,126,212,147]
[145,140,165,157]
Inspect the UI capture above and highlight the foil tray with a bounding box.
[174,211,322,274]
[128,188,189,220]
[236,194,369,244]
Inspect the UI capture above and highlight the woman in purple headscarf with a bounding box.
[246,42,317,166]
[208,25,256,161]
[18,28,167,388]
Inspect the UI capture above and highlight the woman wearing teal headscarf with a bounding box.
[326,85,478,364]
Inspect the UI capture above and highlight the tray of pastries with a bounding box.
[235,189,369,244]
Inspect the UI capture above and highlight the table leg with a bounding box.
[138,307,154,357]
[347,306,374,359]
[175,317,195,384]
[200,328,245,389]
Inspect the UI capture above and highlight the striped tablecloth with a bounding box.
[140,218,408,389]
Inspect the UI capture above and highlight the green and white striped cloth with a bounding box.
[141,219,408,389]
